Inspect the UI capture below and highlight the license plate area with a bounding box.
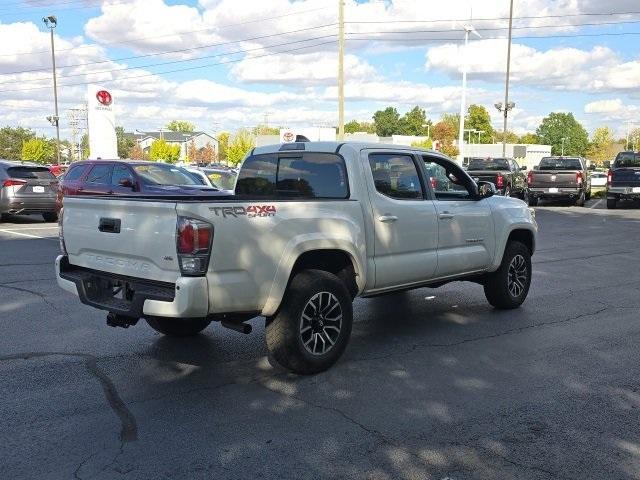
[32,186,45,193]
[632,187,640,193]
[548,187,559,193]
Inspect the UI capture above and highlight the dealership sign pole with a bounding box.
[87,85,118,159]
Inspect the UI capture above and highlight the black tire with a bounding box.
[145,316,211,337]
[607,199,617,209]
[585,190,591,201]
[0,213,9,222]
[528,196,538,207]
[483,241,532,310]
[575,192,585,207]
[42,212,58,222]
[266,269,353,374]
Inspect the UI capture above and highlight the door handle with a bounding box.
[439,213,455,220]
[378,215,398,223]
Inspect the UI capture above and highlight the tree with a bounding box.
[252,125,279,135]
[344,120,375,134]
[411,138,433,149]
[166,120,195,132]
[432,121,457,145]
[115,126,135,159]
[226,129,255,166]
[187,140,199,162]
[441,113,460,139]
[21,138,54,163]
[0,126,35,160]
[536,112,589,156]
[587,126,617,165]
[80,133,90,160]
[493,131,519,143]
[465,105,494,143]
[217,132,230,162]
[441,144,459,158]
[398,106,430,136]
[201,142,216,163]
[518,132,540,144]
[129,142,147,160]
[149,139,181,163]
[373,107,400,137]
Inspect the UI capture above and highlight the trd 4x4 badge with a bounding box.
[210,205,276,218]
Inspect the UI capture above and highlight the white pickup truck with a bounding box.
[56,142,537,374]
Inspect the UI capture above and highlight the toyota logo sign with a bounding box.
[96,90,112,106]
[283,132,294,142]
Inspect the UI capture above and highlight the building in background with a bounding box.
[127,131,218,161]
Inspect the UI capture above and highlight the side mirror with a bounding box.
[476,181,496,199]
[119,178,135,189]
[520,165,527,171]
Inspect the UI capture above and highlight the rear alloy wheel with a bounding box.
[266,269,353,374]
[42,212,58,223]
[484,241,532,309]
[145,316,211,337]
[607,199,617,209]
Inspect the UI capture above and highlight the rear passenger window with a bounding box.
[111,165,134,185]
[64,165,86,182]
[368,153,423,200]
[86,164,112,184]
[236,153,348,199]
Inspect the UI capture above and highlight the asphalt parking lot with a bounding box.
[1,199,640,480]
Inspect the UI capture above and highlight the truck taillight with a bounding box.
[176,216,213,276]
[607,169,613,185]
[527,170,533,186]
[496,174,504,189]
[576,172,583,185]
[58,209,67,255]
[2,179,27,187]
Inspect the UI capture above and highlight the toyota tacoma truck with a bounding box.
[56,142,537,374]
[606,151,640,209]
[527,156,591,206]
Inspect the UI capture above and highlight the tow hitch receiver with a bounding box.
[106,312,140,329]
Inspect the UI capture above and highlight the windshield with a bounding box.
[538,157,582,170]
[203,169,236,190]
[467,158,509,171]
[132,164,199,186]
[7,166,55,180]
[614,152,640,168]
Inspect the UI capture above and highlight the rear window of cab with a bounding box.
[235,153,349,199]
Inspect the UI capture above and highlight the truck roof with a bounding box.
[252,141,440,157]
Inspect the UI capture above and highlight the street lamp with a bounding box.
[43,15,61,164]
[495,101,515,151]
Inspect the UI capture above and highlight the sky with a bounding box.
[0,0,639,141]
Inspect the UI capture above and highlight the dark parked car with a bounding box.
[0,160,59,222]
[527,156,592,207]
[606,151,640,209]
[57,160,228,212]
[466,157,528,199]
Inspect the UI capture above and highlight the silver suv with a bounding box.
[0,160,58,222]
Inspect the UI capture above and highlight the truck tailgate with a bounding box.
[611,167,640,187]
[63,197,181,283]
[531,171,577,188]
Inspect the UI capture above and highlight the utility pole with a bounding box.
[457,26,470,164]
[502,0,514,158]
[337,0,345,140]
[43,15,61,164]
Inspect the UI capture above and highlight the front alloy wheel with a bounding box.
[507,254,528,298]
[484,241,532,309]
[300,292,343,356]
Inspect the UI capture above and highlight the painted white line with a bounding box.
[0,229,58,241]
[4,226,59,230]
[589,199,604,209]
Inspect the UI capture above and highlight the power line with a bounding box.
[0,23,338,76]
[344,30,640,42]
[0,33,338,85]
[0,39,337,94]
[0,0,132,17]
[0,5,330,57]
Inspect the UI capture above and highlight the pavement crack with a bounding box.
[73,451,97,480]
[0,283,59,312]
[0,352,137,443]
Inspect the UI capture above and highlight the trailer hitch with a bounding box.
[106,312,140,329]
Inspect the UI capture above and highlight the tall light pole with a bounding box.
[561,137,568,156]
[501,0,514,158]
[43,15,61,164]
[456,22,481,164]
[337,0,345,140]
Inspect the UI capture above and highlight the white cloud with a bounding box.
[584,99,623,114]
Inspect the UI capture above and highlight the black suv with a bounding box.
[0,160,58,222]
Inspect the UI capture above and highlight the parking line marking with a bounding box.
[589,199,604,209]
[0,229,58,241]
[3,226,59,230]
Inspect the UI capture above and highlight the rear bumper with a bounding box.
[607,186,640,200]
[529,187,581,198]
[55,255,209,318]
[1,197,57,214]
